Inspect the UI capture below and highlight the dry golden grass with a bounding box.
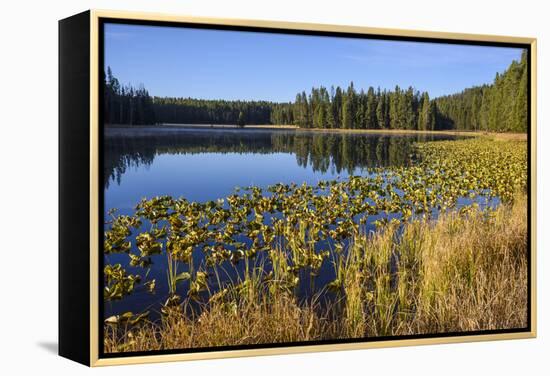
[355,192,528,336]
[105,193,528,352]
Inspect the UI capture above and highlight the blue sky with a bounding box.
[104,23,524,102]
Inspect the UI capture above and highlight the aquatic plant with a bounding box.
[102,138,527,351]
[104,191,527,351]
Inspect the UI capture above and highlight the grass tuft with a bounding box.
[105,193,527,352]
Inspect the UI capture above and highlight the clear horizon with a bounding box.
[104,23,524,102]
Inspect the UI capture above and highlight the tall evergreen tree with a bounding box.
[389,86,401,129]
[365,87,377,129]
[342,82,356,129]
[104,52,528,134]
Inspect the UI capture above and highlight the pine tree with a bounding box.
[376,90,385,129]
[366,87,377,129]
[514,51,528,132]
[237,111,246,127]
[103,51,528,133]
[418,92,431,131]
[434,52,527,133]
[342,82,356,129]
[389,86,401,129]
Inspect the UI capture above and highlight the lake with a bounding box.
[103,127,462,319]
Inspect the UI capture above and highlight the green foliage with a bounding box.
[105,53,527,132]
[103,138,527,312]
[237,111,246,127]
[342,82,356,129]
[418,92,436,131]
[104,311,149,326]
[105,190,528,351]
[104,264,141,301]
[104,67,156,126]
[436,51,528,132]
[154,96,276,126]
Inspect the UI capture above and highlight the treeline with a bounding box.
[104,67,155,125]
[104,67,281,125]
[280,84,437,131]
[152,97,277,125]
[104,52,527,132]
[435,51,528,132]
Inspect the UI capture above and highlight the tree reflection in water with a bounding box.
[104,128,455,189]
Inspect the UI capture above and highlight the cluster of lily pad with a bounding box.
[103,138,527,326]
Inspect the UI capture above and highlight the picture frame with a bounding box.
[59,9,537,366]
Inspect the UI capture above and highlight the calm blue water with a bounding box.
[103,128,465,319]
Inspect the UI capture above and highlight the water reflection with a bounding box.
[103,128,461,319]
[104,128,453,190]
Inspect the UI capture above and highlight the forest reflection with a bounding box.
[104,129,456,189]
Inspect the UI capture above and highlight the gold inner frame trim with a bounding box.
[88,8,537,367]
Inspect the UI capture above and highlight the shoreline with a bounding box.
[294,127,527,140]
[107,123,299,130]
[105,123,527,141]
[103,138,527,353]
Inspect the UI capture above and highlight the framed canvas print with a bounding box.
[58,10,537,366]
